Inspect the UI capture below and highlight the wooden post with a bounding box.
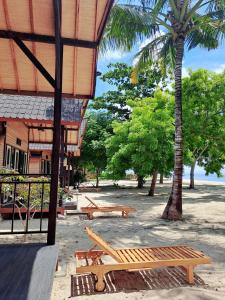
[67,153,71,188]
[59,125,64,188]
[47,0,63,245]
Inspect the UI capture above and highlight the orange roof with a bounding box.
[0,0,114,98]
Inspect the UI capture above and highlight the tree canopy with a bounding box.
[106,90,174,192]
[102,0,225,220]
[92,62,169,120]
[183,69,225,188]
[75,111,112,187]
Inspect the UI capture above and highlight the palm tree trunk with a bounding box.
[162,36,185,220]
[189,160,196,189]
[148,170,158,196]
[159,173,163,184]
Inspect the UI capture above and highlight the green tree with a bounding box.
[183,69,225,188]
[92,62,169,120]
[107,91,174,193]
[78,111,112,187]
[103,0,224,220]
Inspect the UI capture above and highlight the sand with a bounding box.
[50,179,225,300]
[1,179,225,299]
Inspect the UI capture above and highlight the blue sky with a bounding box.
[95,40,225,180]
[95,43,225,97]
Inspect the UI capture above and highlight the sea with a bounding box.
[183,166,225,183]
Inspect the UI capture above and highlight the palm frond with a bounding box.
[134,33,174,71]
[100,4,156,54]
[186,15,220,50]
[207,0,225,12]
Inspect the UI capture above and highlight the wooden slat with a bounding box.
[139,248,156,261]
[124,249,139,262]
[164,247,183,259]
[121,249,134,263]
[133,249,148,262]
[173,247,193,258]
[153,247,174,260]
[29,0,38,92]
[180,246,202,258]
[116,250,129,263]
[3,0,20,91]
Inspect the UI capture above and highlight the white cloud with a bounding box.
[133,31,164,66]
[213,64,225,73]
[182,67,189,78]
[99,49,127,61]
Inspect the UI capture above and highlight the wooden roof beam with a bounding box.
[0,30,98,49]
[13,36,55,88]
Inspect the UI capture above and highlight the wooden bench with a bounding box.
[75,227,211,292]
[80,196,135,219]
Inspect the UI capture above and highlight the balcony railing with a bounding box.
[0,173,58,235]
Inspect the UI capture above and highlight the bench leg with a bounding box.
[88,213,94,220]
[185,265,194,284]
[55,260,59,272]
[122,211,128,218]
[94,271,106,292]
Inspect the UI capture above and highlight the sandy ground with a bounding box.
[1,179,225,299]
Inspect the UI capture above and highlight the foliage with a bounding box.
[0,172,51,210]
[102,0,225,219]
[183,69,225,178]
[106,91,174,182]
[102,1,224,69]
[92,62,170,120]
[74,111,112,186]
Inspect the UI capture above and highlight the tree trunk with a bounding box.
[189,161,196,189]
[159,173,163,184]
[96,168,100,188]
[162,36,185,221]
[137,175,144,188]
[148,171,158,196]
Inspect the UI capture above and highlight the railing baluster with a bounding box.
[25,182,31,232]
[40,182,44,232]
[11,182,17,233]
[0,182,2,205]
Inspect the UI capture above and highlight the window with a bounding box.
[4,144,28,174]
[41,159,51,174]
[24,153,28,173]
[14,149,19,171]
[6,145,11,169]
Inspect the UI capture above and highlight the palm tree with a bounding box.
[102,0,224,220]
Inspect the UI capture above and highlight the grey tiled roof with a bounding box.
[29,143,78,151]
[0,94,84,123]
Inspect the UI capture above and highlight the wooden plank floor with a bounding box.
[0,243,58,300]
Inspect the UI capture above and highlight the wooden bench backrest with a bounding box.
[85,227,122,263]
[85,196,99,208]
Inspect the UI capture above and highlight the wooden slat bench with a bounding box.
[75,227,211,292]
[80,196,135,219]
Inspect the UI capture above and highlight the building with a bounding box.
[0,94,87,174]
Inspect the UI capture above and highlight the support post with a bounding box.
[47,0,63,245]
[59,125,65,189]
[67,153,71,188]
